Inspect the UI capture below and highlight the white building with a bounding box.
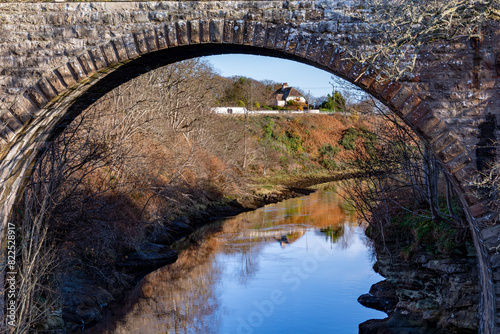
[273,83,307,107]
[212,107,248,114]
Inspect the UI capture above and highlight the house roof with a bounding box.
[274,86,305,100]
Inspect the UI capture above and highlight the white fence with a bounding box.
[212,107,321,115]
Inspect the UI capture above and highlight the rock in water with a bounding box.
[358,280,398,314]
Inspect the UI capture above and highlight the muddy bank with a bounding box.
[358,228,480,334]
[57,176,345,333]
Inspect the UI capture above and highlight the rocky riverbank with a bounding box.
[358,228,479,334]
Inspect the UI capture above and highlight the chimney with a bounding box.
[282,83,289,89]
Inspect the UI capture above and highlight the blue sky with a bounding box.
[202,54,363,100]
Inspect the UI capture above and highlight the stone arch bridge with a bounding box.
[0,1,498,332]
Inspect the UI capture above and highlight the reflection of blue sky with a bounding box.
[203,54,364,100]
[217,224,385,334]
[97,186,382,333]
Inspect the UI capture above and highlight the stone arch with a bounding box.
[0,19,495,333]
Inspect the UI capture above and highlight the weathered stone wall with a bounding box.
[0,1,498,333]
[0,0,363,109]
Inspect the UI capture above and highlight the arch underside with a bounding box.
[0,23,495,333]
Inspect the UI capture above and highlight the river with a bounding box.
[91,183,386,334]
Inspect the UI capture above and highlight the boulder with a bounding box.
[358,280,398,314]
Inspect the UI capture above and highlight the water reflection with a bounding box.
[91,183,384,334]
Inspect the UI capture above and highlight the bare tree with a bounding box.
[348,0,499,79]
[341,97,469,256]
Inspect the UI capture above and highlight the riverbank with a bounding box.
[56,172,354,333]
[358,221,480,334]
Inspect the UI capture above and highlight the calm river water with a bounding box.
[93,183,386,334]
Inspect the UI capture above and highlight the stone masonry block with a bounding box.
[357,67,379,89]
[56,64,76,88]
[347,62,367,83]
[481,225,500,244]
[77,52,97,76]
[306,36,324,61]
[122,34,140,59]
[27,86,47,109]
[176,22,189,46]
[488,234,500,251]
[490,253,500,269]
[101,43,118,67]
[253,22,266,48]
[463,190,482,209]
[445,151,471,174]
[10,94,37,122]
[223,20,234,44]
[369,74,390,96]
[200,20,210,43]
[45,71,66,95]
[133,31,148,54]
[425,120,447,143]
[432,130,458,154]
[233,20,244,45]
[317,41,335,67]
[0,122,15,142]
[306,9,323,21]
[294,34,311,58]
[328,48,344,72]
[37,78,57,101]
[243,21,255,46]
[470,202,488,218]
[380,82,402,103]
[165,23,178,48]
[399,94,422,118]
[89,47,107,71]
[144,28,158,51]
[274,25,289,51]
[415,111,441,138]
[264,24,277,49]
[210,20,224,43]
[390,86,412,110]
[155,26,168,50]
[337,59,354,77]
[285,28,300,54]
[188,21,201,44]
[67,58,87,82]
[438,140,465,163]
[112,38,129,62]
[454,163,479,185]
[0,109,22,132]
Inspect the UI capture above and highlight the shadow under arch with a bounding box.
[0,29,494,332]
